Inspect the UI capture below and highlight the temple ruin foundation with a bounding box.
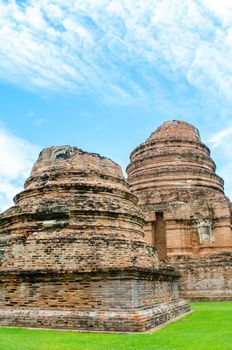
[0,146,189,332]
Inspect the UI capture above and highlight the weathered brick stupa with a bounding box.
[127,120,232,301]
[0,146,189,332]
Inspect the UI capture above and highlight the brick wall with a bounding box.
[0,269,189,331]
[0,146,189,331]
[174,254,232,301]
[127,121,232,299]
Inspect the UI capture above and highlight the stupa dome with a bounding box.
[0,144,190,331]
[128,120,223,194]
[147,120,200,142]
[127,120,232,301]
[0,146,158,273]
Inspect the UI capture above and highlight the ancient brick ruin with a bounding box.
[127,120,232,301]
[1,120,231,332]
[0,146,189,332]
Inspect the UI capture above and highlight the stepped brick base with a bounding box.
[0,268,190,332]
[173,254,232,301]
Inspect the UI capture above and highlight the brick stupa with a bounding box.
[0,146,189,331]
[127,120,232,300]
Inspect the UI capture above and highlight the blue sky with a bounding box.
[1,0,232,211]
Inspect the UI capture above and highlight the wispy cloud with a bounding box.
[0,127,40,212]
[1,0,232,102]
[208,124,232,199]
[208,126,232,148]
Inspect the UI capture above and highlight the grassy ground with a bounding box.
[0,302,231,350]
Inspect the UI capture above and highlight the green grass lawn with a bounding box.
[0,302,231,350]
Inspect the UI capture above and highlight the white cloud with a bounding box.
[203,0,232,27]
[0,0,232,102]
[208,126,232,148]
[208,125,232,199]
[0,127,40,212]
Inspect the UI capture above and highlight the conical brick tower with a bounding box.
[127,120,232,300]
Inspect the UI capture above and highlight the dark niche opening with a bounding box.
[153,212,167,260]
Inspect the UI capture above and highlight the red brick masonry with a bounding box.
[127,120,232,300]
[0,146,189,331]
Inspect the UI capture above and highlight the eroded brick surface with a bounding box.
[0,146,189,331]
[127,120,232,300]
